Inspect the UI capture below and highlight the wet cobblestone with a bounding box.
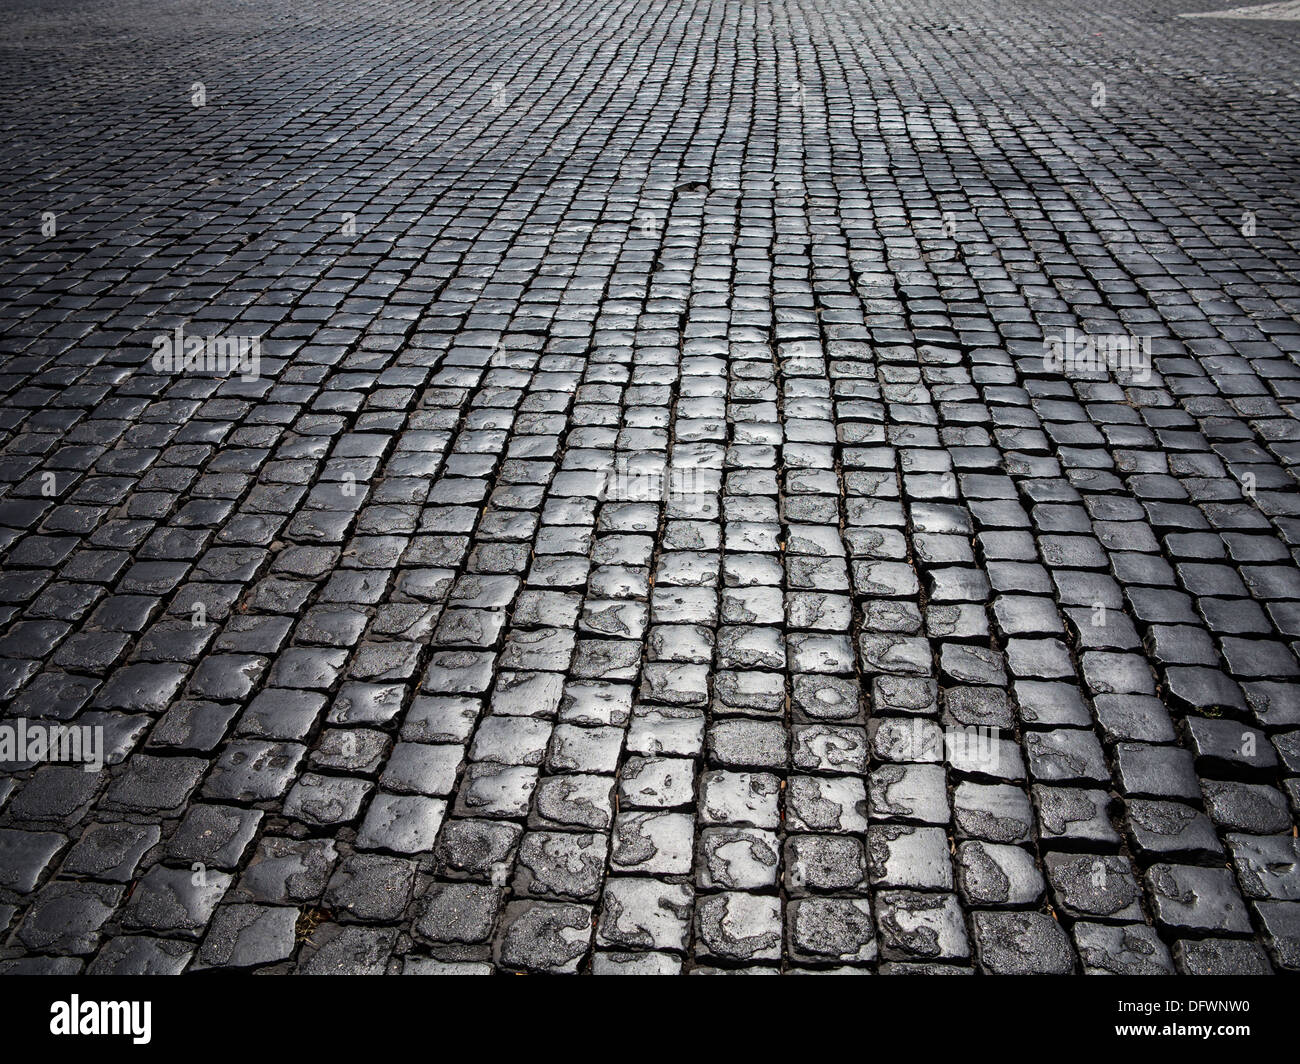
[0,0,1298,974]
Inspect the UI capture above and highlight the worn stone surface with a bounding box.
[0,0,1297,974]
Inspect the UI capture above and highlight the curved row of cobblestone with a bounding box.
[0,0,1297,973]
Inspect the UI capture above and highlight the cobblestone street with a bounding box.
[0,0,1298,975]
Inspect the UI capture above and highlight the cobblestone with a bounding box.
[1,0,1298,974]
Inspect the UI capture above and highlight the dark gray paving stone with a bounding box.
[1073,922,1175,975]
[3,0,1299,974]
[414,882,503,944]
[1146,864,1253,934]
[197,904,298,969]
[972,911,1076,975]
[875,890,970,962]
[956,841,1044,907]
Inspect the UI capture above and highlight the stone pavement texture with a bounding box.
[1184,1,1300,19]
[0,0,1298,976]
